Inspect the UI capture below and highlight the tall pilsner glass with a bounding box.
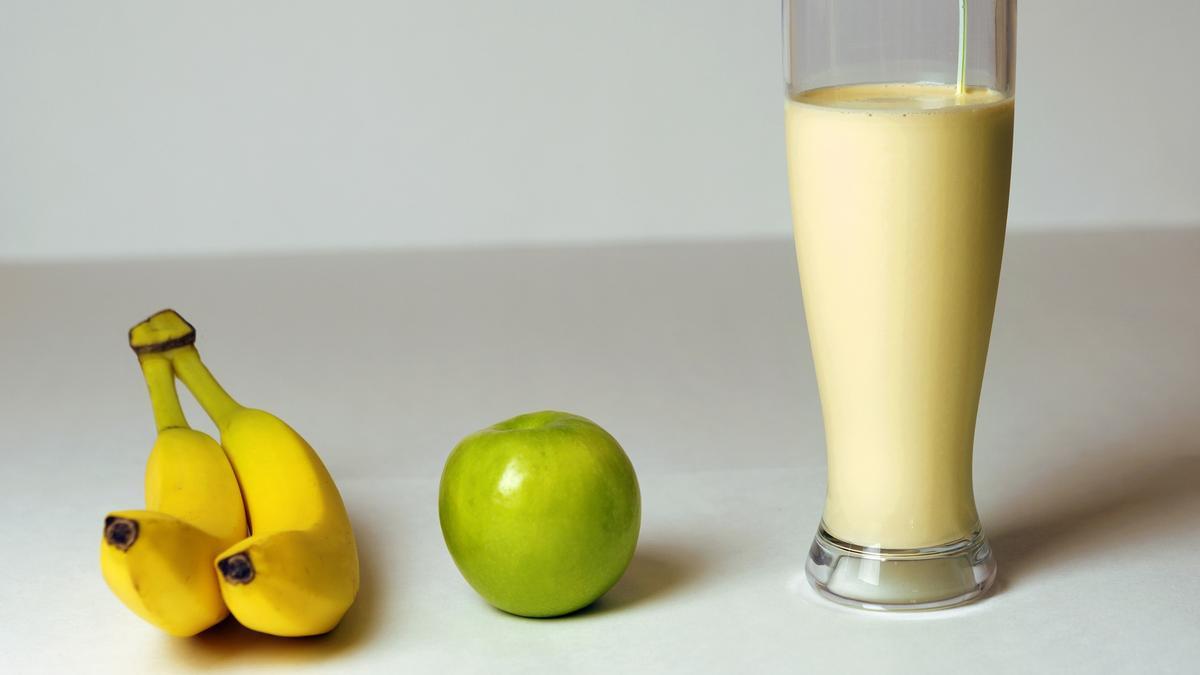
[784,0,1015,610]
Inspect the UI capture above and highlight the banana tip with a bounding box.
[218,552,255,585]
[103,516,139,552]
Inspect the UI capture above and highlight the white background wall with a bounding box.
[2,1,1198,260]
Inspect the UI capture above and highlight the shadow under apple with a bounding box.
[553,540,710,620]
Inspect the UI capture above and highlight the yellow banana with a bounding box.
[100,339,248,637]
[148,309,360,637]
[99,510,230,637]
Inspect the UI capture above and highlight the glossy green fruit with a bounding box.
[439,411,641,617]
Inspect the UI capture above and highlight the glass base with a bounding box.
[805,525,996,611]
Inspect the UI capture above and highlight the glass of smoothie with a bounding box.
[784,0,1016,610]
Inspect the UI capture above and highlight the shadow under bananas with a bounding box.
[163,512,386,668]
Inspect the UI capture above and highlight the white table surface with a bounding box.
[2,229,1198,674]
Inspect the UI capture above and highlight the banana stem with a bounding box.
[169,346,243,431]
[139,355,188,432]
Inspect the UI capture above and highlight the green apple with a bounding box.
[438,411,641,617]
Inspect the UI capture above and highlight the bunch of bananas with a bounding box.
[99,310,359,637]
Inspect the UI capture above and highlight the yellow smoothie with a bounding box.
[786,83,1014,549]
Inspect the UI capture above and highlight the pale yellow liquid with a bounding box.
[786,83,1014,549]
